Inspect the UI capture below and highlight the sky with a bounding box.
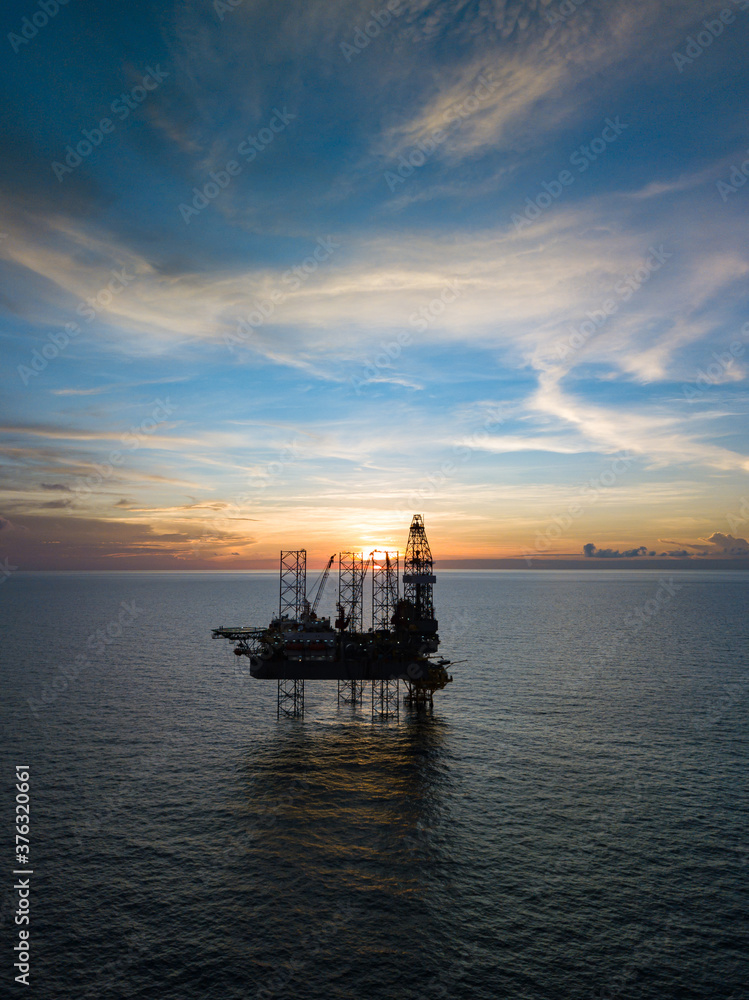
[1,0,749,570]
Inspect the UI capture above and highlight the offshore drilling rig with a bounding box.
[212,515,453,717]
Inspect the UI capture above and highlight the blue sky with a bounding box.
[1,0,749,568]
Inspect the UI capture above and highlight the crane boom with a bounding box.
[310,554,336,615]
[355,557,371,610]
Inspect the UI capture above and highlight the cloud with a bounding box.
[702,532,749,556]
[357,375,425,391]
[0,513,258,570]
[40,483,73,492]
[626,165,721,201]
[370,0,711,169]
[583,543,651,559]
[658,533,749,558]
[532,364,749,475]
[0,423,195,447]
[456,433,588,456]
[51,377,191,396]
[50,386,117,397]
[377,57,567,166]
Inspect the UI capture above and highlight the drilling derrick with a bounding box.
[399,515,445,706]
[402,514,438,647]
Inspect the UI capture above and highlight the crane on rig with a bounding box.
[304,553,335,619]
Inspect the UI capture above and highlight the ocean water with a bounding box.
[1,570,747,999]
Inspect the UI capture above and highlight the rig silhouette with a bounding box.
[212,515,452,717]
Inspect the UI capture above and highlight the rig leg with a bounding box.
[371,679,399,720]
[337,680,364,705]
[277,679,304,717]
[404,682,434,710]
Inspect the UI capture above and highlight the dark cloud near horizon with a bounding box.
[706,532,749,555]
[585,532,749,560]
[0,512,257,569]
[583,543,653,559]
[657,533,749,558]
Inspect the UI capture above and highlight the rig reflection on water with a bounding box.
[212,515,453,717]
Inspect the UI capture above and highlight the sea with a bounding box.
[1,570,747,999]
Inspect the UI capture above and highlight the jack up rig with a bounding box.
[212,515,453,717]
